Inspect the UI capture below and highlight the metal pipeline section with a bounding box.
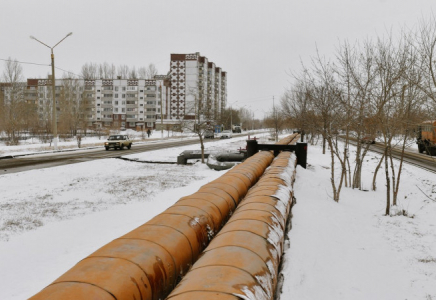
[29,134,299,300]
[165,152,297,300]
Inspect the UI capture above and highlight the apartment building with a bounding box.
[169,52,227,123]
[25,77,169,131]
[21,52,226,132]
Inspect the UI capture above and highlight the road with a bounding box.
[348,139,436,173]
[0,135,249,175]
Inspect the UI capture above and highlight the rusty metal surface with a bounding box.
[165,144,297,300]
[167,291,239,299]
[167,266,270,300]
[29,282,114,300]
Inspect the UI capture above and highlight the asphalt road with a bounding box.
[0,135,249,175]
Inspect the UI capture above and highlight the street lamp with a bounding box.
[30,32,73,150]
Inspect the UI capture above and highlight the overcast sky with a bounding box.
[1,0,436,118]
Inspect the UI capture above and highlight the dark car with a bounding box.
[361,136,375,144]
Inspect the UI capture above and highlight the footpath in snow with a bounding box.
[280,142,436,300]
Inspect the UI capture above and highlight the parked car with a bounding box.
[104,135,132,150]
[204,130,215,139]
[220,130,233,139]
[361,136,375,144]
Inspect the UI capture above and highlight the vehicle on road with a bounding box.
[417,120,436,156]
[203,130,215,139]
[232,124,242,133]
[220,130,233,139]
[361,136,376,144]
[104,135,132,150]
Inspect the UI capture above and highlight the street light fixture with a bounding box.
[30,32,73,150]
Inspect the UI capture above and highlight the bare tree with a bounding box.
[117,65,129,79]
[1,57,26,145]
[146,64,158,79]
[81,62,98,79]
[179,87,216,163]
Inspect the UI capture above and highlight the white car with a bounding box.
[220,130,233,139]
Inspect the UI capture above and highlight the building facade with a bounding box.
[25,78,169,131]
[169,52,227,123]
[22,52,226,132]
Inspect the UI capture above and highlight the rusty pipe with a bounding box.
[166,151,297,300]
[30,137,301,300]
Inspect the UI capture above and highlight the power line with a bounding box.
[0,58,50,67]
[55,67,83,78]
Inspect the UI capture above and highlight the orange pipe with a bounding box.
[30,136,300,300]
[166,151,297,300]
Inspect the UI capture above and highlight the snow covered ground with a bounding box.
[1,133,435,299]
[280,142,436,300]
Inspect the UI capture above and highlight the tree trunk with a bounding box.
[384,146,390,215]
[372,152,385,191]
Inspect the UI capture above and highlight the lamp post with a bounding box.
[30,32,73,150]
[160,83,163,139]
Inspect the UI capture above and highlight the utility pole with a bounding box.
[160,83,163,139]
[230,105,232,132]
[30,32,73,150]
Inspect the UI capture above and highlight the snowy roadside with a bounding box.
[280,142,436,300]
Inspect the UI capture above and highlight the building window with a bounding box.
[122,94,126,98]
[121,115,126,120]
[129,122,136,126]
[115,101,118,105]
[122,87,126,91]
[127,86,137,91]
[122,108,125,112]
[115,94,118,98]
[147,122,153,127]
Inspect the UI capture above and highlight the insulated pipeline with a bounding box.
[29,134,299,300]
[165,151,297,300]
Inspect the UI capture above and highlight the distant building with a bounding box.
[169,52,227,123]
[22,52,226,132]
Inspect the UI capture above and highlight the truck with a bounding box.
[417,120,436,156]
[232,124,242,133]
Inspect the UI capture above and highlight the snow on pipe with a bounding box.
[165,151,297,300]
[29,134,299,300]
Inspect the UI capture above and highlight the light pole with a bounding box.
[30,32,73,150]
[160,83,163,139]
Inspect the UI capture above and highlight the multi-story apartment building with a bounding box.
[21,52,226,132]
[169,52,227,124]
[25,78,169,131]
